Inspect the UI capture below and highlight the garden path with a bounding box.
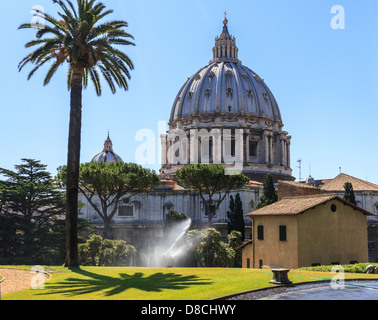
[0,268,49,295]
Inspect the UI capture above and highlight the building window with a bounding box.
[257,225,264,240]
[311,263,321,267]
[249,141,257,157]
[231,138,235,157]
[259,260,263,269]
[224,132,236,158]
[279,225,287,241]
[350,261,358,265]
[204,203,217,217]
[247,258,250,269]
[118,205,134,217]
[331,204,337,212]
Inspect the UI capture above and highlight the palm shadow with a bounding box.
[37,268,212,298]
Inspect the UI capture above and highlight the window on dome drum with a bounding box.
[209,138,213,163]
[118,205,134,217]
[279,225,287,241]
[249,141,257,157]
[199,137,213,164]
[224,136,236,157]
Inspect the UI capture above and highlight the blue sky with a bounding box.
[1,0,378,184]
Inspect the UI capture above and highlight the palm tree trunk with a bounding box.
[64,65,84,268]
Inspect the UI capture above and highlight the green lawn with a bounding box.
[3,266,378,300]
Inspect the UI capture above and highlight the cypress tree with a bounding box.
[343,182,357,206]
[256,174,278,209]
[227,193,245,240]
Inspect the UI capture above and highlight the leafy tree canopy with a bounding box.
[58,162,160,238]
[0,159,66,264]
[176,164,249,225]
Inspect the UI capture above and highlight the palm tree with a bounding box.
[18,0,135,267]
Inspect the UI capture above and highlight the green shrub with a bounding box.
[299,263,378,274]
[79,235,136,266]
[186,228,240,268]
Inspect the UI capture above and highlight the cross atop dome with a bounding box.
[223,11,228,24]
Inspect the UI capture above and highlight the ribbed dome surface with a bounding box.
[169,61,282,124]
[91,151,123,163]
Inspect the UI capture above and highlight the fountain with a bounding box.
[163,218,192,267]
[138,218,192,267]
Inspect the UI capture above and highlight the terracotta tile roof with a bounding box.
[246,180,263,187]
[278,180,320,190]
[247,193,373,217]
[237,240,253,250]
[320,173,378,192]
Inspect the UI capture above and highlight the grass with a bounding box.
[2,266,378,300]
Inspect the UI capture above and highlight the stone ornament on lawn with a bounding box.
[366,265,378,274]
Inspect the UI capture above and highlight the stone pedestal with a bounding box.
[269,269,293,285]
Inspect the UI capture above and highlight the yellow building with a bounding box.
[242,194,372,269]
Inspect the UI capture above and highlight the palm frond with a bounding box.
[27,56,54,80]
[108,38,135,46]
[19,0,135,95]
[94,9,113,23]
[44,61,62,86]
[98,65,116,93]
[25,39,54,48]
[35,25,65,39]
[89,68,102,96]
[18,23,34,30]
[18,54,33,71]
[88,21,129,41]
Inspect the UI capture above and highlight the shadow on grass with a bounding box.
[37,268,212,298]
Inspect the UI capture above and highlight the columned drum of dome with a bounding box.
[160,19,294,183]
[91,134,123,163]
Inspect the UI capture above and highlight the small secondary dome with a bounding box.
[91,134,123,163]
[306,175,316,184]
